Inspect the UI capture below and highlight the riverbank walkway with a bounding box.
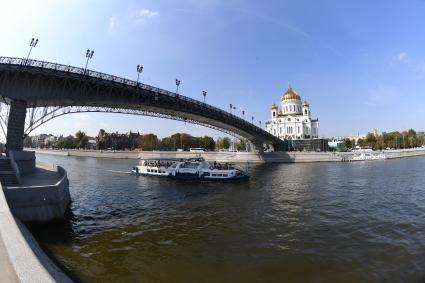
[0,232,19,283]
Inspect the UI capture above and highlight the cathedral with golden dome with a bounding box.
[265,85,319,140]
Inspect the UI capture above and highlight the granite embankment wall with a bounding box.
[384,148,425,159]
[34,149,343,163]
[34,148,425,163]
[0,182,72,282]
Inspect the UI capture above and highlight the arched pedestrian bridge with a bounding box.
[0,56,284,151]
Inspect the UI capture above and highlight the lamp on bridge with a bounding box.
[25,38,38,65]
[84,49,95,75]
[251,116,254,124]
[242,110,245,120]
[175,79,181,94]
[202,90,207,103]
[136,65,143,86]
[229,104,233,114]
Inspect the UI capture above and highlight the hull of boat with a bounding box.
[170,173,250,181]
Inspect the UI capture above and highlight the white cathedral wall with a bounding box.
[281,99,302,115]
[267,102,319,140]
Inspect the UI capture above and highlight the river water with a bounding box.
[30,154,425,283]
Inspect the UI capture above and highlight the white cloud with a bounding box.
[397,52,408,63]
[109,16,117,30]
[108,8,159,31]
[137,9,159,20]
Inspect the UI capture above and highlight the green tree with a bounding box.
[219,137,231,150]
[405,129,417,148]
[365,132,377,148]
[141,133,158,151]
[236,139,247,151]
[199,136,215,151]
[55,135,77,149]
[344,138,352,149]
[357,138,367,148]
[75,131,89,149]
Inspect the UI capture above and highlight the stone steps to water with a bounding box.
[0,159,18,186]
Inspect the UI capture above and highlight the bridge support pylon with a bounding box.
[6,100,27,153]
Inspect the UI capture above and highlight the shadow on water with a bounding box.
[27,217,82,282]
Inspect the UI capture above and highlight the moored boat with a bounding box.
[351,150,386,161]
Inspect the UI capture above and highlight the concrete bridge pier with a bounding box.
[5,100,36,174]
[6,100,27,152]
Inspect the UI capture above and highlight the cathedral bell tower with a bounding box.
[302,99,310,117]
[271,102,278,120]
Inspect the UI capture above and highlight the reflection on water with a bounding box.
[31,154,425,283]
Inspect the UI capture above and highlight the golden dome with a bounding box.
[302,99,309,107]
[271,102,278,110]
[281,85,301,101]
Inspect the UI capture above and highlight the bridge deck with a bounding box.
[0,56,285,151]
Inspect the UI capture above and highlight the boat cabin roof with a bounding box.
[186,157,205,162]
[142,158,182,161]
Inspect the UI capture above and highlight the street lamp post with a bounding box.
[84,49,94,75]
[202,90,207,103]
[229,104,233,114]
[259,121,262,128]
[242,110,245,120]
[25,38,38,65]
[175,79,181,94]
[136,64,143,85]
[251,116,254,124]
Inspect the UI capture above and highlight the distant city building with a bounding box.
[266,85,319,140]
[96,129,140,150]
[27,134,57,148]
[328,140,347,151]
[87,138,97,150]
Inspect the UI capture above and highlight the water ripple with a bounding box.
[30,154,425,283]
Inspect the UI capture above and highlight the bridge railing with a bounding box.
[0,57,227,112]
[0,56,279,141]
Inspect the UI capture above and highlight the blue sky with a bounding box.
[1,0,425,139]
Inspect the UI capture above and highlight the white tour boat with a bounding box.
[131,158,182,176]
[169,157,250,181]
